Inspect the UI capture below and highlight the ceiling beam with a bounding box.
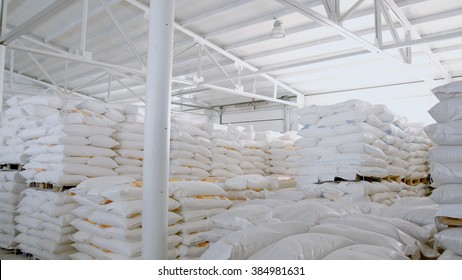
[4,67,100,101]
[0,0,75,44]
[172,0,442,70]
[274,0,435,84]
[98,0,145,67]
[174,23,304,99]
[44,0,121,43]
[202,27,462,84]
[178,0,250,26]
[5,44,145,77]
[124,0,304,101]
[382,0,452,81]
[185,84,300,107]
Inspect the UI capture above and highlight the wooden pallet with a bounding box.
[0,163,23,171]
[404,177,430,186]
[354,175,385,183]
[383,175,402,183]
[441,216,462,227]
[0,247,23,255]
[28,182,73,192]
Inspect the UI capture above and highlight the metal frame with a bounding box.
[124,0,305,107]
[171,0,457,79]
[1,0,461,110]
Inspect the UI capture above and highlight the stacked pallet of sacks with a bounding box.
[69,176,144,259]
[167,189,183,260]
[169,115,213,180]
[221,175,272,205]
[20,96,119,186]
[267,131,300,176]
[372,106,413,203]
[237,126,268,176]
[0,97,29,249]
[0,171,27,249]
[170,180,232,259]
[207,123,244,178]
[424,81,462,259]
[374,106,410,180]
[296,100,390,184]
[402,126,432,197]
[15,188,78,259]
[295,100,413,204]
[0,96,34,166]
[112,105,144,180]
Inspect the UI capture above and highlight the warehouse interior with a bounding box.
[0,0,462,261]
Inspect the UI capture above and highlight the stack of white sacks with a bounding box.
[113,105,144,180]
[20,96,119,186]
[201,199,437,259]
[267,132,300,176]
[405,126,431,181]
[169,115,213,180]
[0,96,34,165]
[375,106,411,180]
[221,175,273,205]
[170,180,232,259]
[0,171,27,249]
[295,99,432,204]
[208,123,244,178]
[167,189,182,260]
[402,126,432,197]
[424,81,462,259]
[15,188,78,259]
[69,176,143,259]
[0,96,30,249]
[296,100,390,183]
[237,126,268,176]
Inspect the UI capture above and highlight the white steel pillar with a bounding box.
[142,0,175,259]
[0,46,5,113]
[0,0,7,113]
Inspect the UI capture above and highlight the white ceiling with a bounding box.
[1,0,462,111]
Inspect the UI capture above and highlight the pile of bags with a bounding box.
[399,126,432,197]
[0,96,34,165]
[221,175,270,204]
[15,188,78,259]
[295,100,432,198]
[166,188,182,260]
[238,127,268,176]
[20,96,119,186]
[69,176,143,259]
[208,124,244,178]
[169,115,213,180]
[296,100,392,184]
[170,180,232,259]
[113,105,144,180]
[404,127,432,181]
[201,199,437,259]
[425,81,462,259]
[0,171,27,249]
[267,132,300,176]
[298,180,403,205]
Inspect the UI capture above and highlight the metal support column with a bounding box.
[142,0,175,260]
[0,46,5,112]
[0,0,7,112]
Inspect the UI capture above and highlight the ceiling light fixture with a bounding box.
[270,18,286,39]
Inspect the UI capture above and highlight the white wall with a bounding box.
[210,102,297,132]
[305,82,440,126]
[209,81,454,132]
